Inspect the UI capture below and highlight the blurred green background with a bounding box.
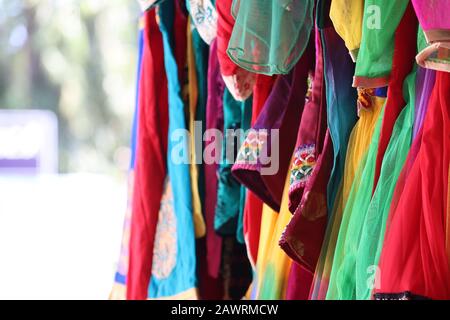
[0,0,140,174]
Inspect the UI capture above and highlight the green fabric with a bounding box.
[326,105,385,300]
[354,0,409,84]
[215,88,252,243]
[355,68,417,300]
[227,0,314,75]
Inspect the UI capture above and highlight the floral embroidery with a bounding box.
[235,130,268,165]
[290,144,316,189]
[152,178,177,280]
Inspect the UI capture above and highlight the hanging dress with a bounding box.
[227,0,314,75]
[374,70,450,300]
[356,29,432,301]
[309,91,385,299]
[325,1,417,300]
[126,9,170,300]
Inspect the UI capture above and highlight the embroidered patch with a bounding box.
[290,144,316,189]
[152,178,177,280]
[235,130,268,165]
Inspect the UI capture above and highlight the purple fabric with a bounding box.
[413,67,436,139]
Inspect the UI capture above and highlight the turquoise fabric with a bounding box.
[321,26,358,215]
[215,88,252,244]
[148,1,197,298]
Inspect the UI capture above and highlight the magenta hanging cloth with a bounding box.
[203,39,225,280]
[231,38,315,212]
[287,26,328,214]
[279,24,332,274]
[412,0,450,72]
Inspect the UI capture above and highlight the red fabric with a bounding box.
[127,10,169,300]
[216,0,239,76]
[286,262,314,300]
[372,3,417,190]
[376,71,450,300]
[196,238,224,299]
[243,74,276,266]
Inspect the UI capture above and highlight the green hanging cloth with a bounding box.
[226,0,314,75]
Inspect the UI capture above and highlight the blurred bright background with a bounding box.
[0,0,140,299]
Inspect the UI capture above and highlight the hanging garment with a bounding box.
[187,19,206,239]
[353,0,409,88]
[374,71,450,300]
[412,0,450,72]
[287,27,327,214]
[255,172,293,300]
[285,262,314,300]
[355,32,434,301]
[216,0,255,101]
[373,3,418,190]
[325,6,417,300]
[309,93,385,299]
[146,1,197,299]
[325,99,385,300]
[227,0,314,75]
[214,88,252,244]
[110,23,146,300]
[329,0,364,61]
[232,40,314,212]
[242,74,276,268]
[322,12,358,223]
[126,9,170,300]
[203,39,224,280]
[355,68,417,300]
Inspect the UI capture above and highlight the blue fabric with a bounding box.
[148,1,197,298]
[322,26,358,215]
[130,29,144,170]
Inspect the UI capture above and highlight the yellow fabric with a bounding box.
[319,96,385,294]
[254,168,294,300]
[187,21,206,238]
[329,0,364,61]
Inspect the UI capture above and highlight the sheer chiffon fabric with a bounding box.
[227,0,314,75]
[375,71,450,300]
